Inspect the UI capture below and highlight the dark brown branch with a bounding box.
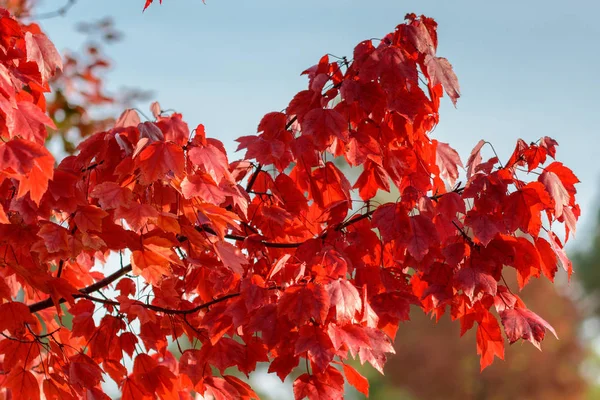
[81,160,105,172]
[452,220,476,247]
[29,264,133,313]
[430,184,465,202]
[142,292,242,315]
[56,260,64,278]
[62,284,281,318]
[337,210,375,231]
[245,164,262,193]
[195,226,306,249]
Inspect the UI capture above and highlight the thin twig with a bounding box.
[56,260,64,278]
[27,0,77,20]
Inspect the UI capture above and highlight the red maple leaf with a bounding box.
[500,306,558,349]
[278,284,330,325]
[476,309,504,370]
[343,363,369,396]
[301,108,349,150]
[24,30,62,84]
[5,369,40,400]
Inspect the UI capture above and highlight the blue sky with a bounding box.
[37,0,600,250]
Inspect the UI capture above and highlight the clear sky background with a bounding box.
[36,0,599,250]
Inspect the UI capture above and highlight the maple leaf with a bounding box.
[370,290,420,324]
[357,327,396,374]
[46,277,78,314]
[68,353,104,390]
[539,169,570,219]
[188,141,233,183]
[325,279,362,324]
[512,236,542,289]
[295,325,335,372]
[135,141,184,184]
[424,55,460,105]
[90,182,134,209]
[37,222,70,253]
[547,231,573,278]
[268,352,300,382]
[293,367,344,400]
[114,202,159,232]
[115,109,141,128]
[42,378,77,400]
[0,138,49,174]
[98,362,124,388]
[343,364,369,396]
[372,202,411,243]
[466,139,485,179]
[122,377,153,400]
[132,354,176,396]
[157,112,190,146]
[223,375,260,400]
[179,349,205,388]
[204,376,258,400]
[5,369,40,400]
[500,306,558,349]
[274,173,309,213]
[434,140,463,185]
[301,108,349,150]
[353,160,390,201]
[407,214,439,261]
[120,332,139,358]
[16,148,54,204]
[361,45,418,92]
[70,300,96,339]
[328,323,371,358]
[7,101,56,144]
[74,205,108,232]
[181,172,227,204]
[465,208,501,246]
[278,283,330,325]
[0,302,38,336]
[476,309,504,370]
[503,182,551,236]
[131,236,182,285]
[25,31,62,83]
[454,266,497,302]
[214,241,248,275]
[138,121,164,143]
[535,237,558,281]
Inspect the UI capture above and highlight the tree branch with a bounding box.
[29,264,133,313]
[27,0,77,20]
[245,164,262,193]
[56,260,64,278]
[29,205,375,314]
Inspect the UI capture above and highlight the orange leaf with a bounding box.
[135,141,184,184]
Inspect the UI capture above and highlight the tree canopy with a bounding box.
[0,2,580,399]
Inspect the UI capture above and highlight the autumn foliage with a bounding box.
[0,3,580,400]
